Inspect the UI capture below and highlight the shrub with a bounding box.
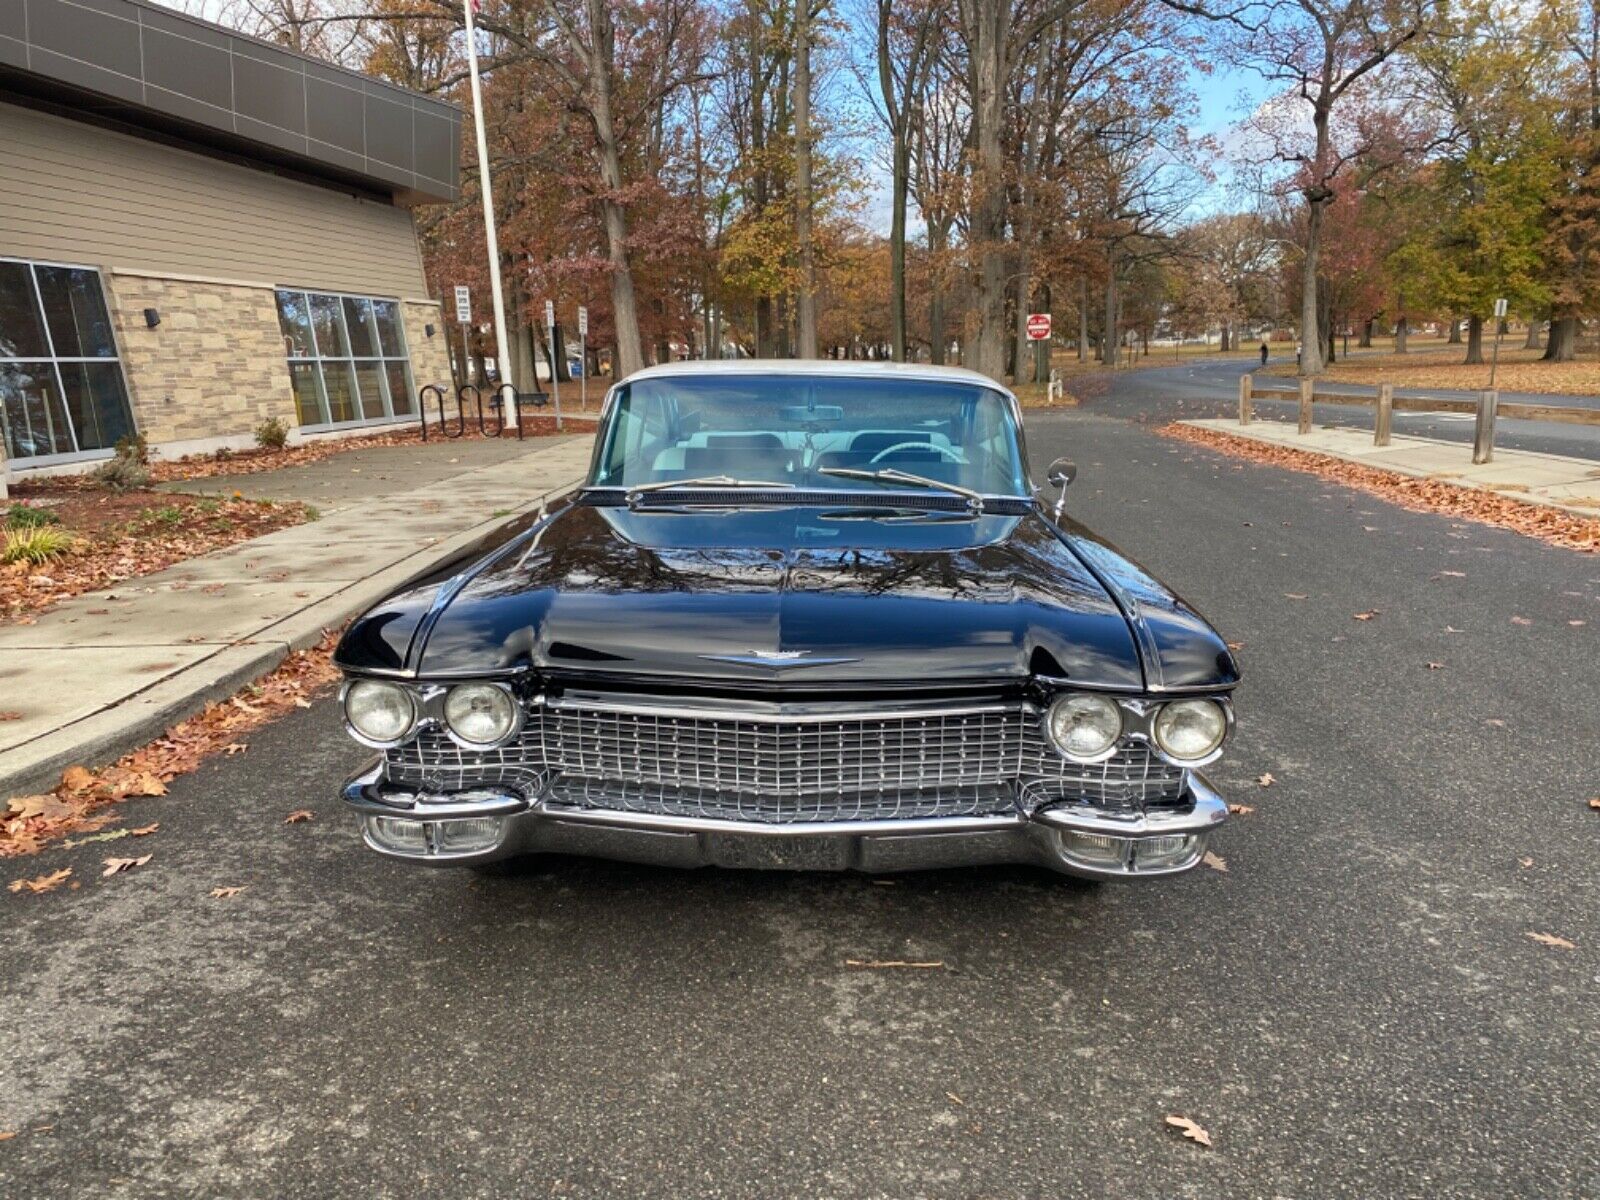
[140,505,186,529]
[115,432,150,463]
[254,417,291,450]
[4,504,59,530]
[93,442,151,492]
[2,525,76,566]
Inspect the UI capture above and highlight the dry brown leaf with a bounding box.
[1201,851,1228,873]
[210,886,244,899]
[223,742,248,756]
[1510,616,1533,626]
[1588,797,1600,811]
[101,854,151,877]
[0,711,22,721]
[1426,661,1445,670]
[284,809,315,824]
[8,867,72,894]
[946,1092,964,1106]
[1571,619,1587,627]
[844,959,945,969]
[1283,592,1308,601]
[1228,803,1255,815]
[1353,611,1377,621]
[1164,1115,1213,1148]
[1257,773,1275,787]
[127,772,167,798]
[130,823,159,836]
[60,765,95,793]
[0,1130,14,1140]
[1526,932,1576,950]
[1518,856,1535,869]
[9,794,74,822]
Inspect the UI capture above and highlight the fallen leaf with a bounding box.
[1426,661,1445,670]
[1257,773,1275,787]
[130,823,160,836]
[1433,570,1466,578]
[1225,641,1244,650]
[0,1131,14,1141]
[1510,616,1532,626]
[101,854,151,877]
[1485,718,1506,727]
[60,765,95,793]
[1571,620,1587,627]
[1587,797,1600,811]
[844,959,945,969]
[1201,851,1228,873]
[127,772,167,798]
[9,794,74,822]
[1164,1115,1212,1148]
[1526,932,1575,950]
[223,742,248,756]
[210,886,244,899]
[0,711,21,722]
[284,809,314,824]
[946,1092,964,1106]
[1227,803,1255,815]
[1353,611,1377,621]
[1283,593,1308,601]
[1518,856,1534,869]
[8,867,72,894]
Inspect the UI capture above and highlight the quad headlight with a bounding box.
[344,679,417,746]
[444,683,519,746]
[1152,698,1228,762]
[1046,693,1124,762]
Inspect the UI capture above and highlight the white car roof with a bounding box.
[619,359,1014,397]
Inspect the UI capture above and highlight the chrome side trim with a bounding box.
[542,692,1021,724]
[536,802,1028,839]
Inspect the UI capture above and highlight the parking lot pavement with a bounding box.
[2,407,1597,1198]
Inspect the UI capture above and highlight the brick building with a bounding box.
[0,0,459,492]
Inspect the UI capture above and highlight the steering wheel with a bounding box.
[869,441,966,464]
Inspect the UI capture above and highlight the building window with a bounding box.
[275,289,415,429]
[0,259,135,464]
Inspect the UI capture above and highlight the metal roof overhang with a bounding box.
[0,0,461,206]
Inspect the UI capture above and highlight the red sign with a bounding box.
[1026,313,1052,341]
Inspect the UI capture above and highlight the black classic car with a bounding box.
[335,362,1239,879]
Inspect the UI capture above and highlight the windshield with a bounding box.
[590,374,1027,496]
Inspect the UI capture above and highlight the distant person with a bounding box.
[1295,341,1302,367]
[1260,341,1269,366]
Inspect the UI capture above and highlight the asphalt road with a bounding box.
[4,395,1598,1198]
[1099,356,1600,461]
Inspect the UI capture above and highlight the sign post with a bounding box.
[546,299,562,431]
[577,305,588,411]
[452,285,471,386]
[1489,297,1507,389]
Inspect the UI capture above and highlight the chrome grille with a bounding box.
[383,700,1186,823]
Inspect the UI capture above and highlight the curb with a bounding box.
[0,480,579,799]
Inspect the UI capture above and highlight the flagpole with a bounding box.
[462,0,514,394]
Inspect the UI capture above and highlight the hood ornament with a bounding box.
[699,649,861,668]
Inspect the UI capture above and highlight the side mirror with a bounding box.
[1046,457,1076,519]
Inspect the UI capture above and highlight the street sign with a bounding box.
[578,305,588,338]
[453,285,470,324]
[1493,297,1507,319]
[545,299,555,329]
[1026,313,1052,341]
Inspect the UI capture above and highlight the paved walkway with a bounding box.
[1182,418,1600,516]
[0,434,594,797]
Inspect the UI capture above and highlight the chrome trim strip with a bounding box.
[541,693,1024,724]
[536,803,1028,839]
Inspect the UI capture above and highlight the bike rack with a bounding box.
[491,383,519,440]
[418,384,447,442]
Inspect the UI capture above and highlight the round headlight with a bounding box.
[1153,699,1227,762]
[1046,693,1123,761]
[444,683,517,746]
[344,679,416,745]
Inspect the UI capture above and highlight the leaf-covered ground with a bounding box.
[1160,422,1600,553]
[1261,346,1600,396]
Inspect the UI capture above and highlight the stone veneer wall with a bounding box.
[108,274,297,448]
[401,300,453,398]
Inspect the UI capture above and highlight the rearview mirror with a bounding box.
[1046,457,1076,519]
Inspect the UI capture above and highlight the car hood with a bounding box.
[337,498,1238,692]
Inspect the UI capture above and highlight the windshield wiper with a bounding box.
[817,466,985,512]
[621,475,794,508]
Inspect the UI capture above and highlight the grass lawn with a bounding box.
[1260,338,1600,396]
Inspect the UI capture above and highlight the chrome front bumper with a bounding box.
[341,763,1228,880]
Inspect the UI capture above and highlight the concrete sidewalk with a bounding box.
[0,435,594,797]
[1182,418,1600,516]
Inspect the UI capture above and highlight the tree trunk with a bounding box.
[755,296,773,358]
[1543,316,1577,361]
[1102,264,1118,370]
[888,138,910,361]
[1395,315,1408,354]
[1463,314,1484,365]
[967,8,1009,382]
[1447,317,1462,344]
[1220,323,1231,352]
[1359,318,1373,348]
[793,1,817,358]
[1078,277,1089,362]
[1299,196,1326,375]
[1013,250,1037,385]
[1523,320,1544,350]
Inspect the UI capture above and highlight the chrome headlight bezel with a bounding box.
[342,678,419,748]
[1044,692,1125,763]
[442,681,521,748]
[1150,698,1231,766]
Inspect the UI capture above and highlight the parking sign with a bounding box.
[453,285,470,324]
[545,299,555,329]
[578,305,588,338]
